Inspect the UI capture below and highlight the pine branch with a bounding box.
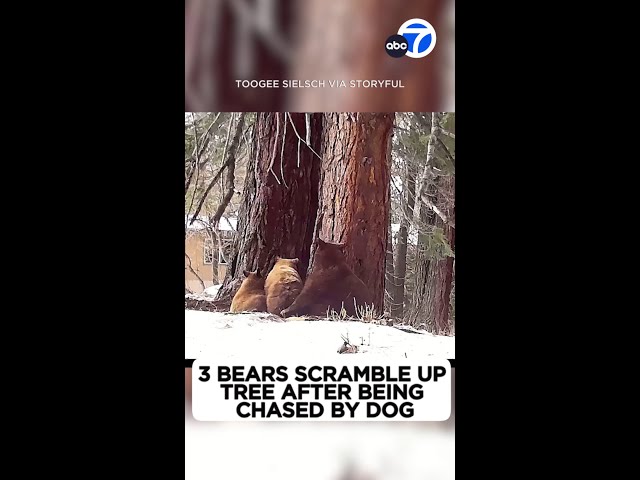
[419,190,455,229]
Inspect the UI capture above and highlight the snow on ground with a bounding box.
[185,310,455,480]
[185,310,455,361]
[202,284,221,297]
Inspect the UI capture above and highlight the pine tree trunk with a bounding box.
[312,113,393,313]
[423,175,455,334]
[408,183,436,326]
[391,161,417,318]
[408,112,455,333]
[215,112,323,304]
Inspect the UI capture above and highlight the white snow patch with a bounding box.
[185,310,455,361]
[185,310,455,480]
[202,284,221,297]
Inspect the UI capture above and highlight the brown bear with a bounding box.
[264,257,303,315]
[230,269,268,313]
[281,239,373,317]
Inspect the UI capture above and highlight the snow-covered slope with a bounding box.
[185,310,455,361]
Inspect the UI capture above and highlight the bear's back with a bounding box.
[230,274,267,313]
[265,260,303,315]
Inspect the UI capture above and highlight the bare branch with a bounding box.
[280,112,289,189]
[185,252,206,291]
[268,113,281,184]
[195,112,222,165]
[190,113,245,225]
[419,189,455,228]
[186,113,203,229]
[286,112,322,160]
[185,158,196,194]
[211,113,246,228]
[222,214,237,233]
[440,129,455,139]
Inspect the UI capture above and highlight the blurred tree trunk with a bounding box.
[312,113,393,313]
[215,112,323,304]
[287,0,446,112]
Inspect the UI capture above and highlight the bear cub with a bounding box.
[281,239,373,317]
[264,256,303,316]
[230,269,268,313]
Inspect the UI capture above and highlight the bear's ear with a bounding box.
[255,269,262,278]
[317,238,327,246]
[243,270,250,278]
[292,258,299,264]
[275,255,281,261]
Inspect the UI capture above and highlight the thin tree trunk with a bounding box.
[384,214,394,315]
[215,112,323,303]
[391,161,417,318]
[312,113,393,313]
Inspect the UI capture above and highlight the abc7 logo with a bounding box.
[385,35,409,58]
[385,19,437,58]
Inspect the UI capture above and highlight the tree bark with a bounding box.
[215,112,323,303]
[312,113,393,313]
[391,160,417,318]
[407,112,455,333]
[408,182,436,326]
[423,174,455,334]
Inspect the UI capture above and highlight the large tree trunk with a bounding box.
[312,113,393,313]
[391,161,417,318]
[215,112,323,303]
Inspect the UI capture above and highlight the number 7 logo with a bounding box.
[398,19,437,59]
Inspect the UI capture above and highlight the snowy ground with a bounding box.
[185,310,455,480]
[185,310,455,361]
